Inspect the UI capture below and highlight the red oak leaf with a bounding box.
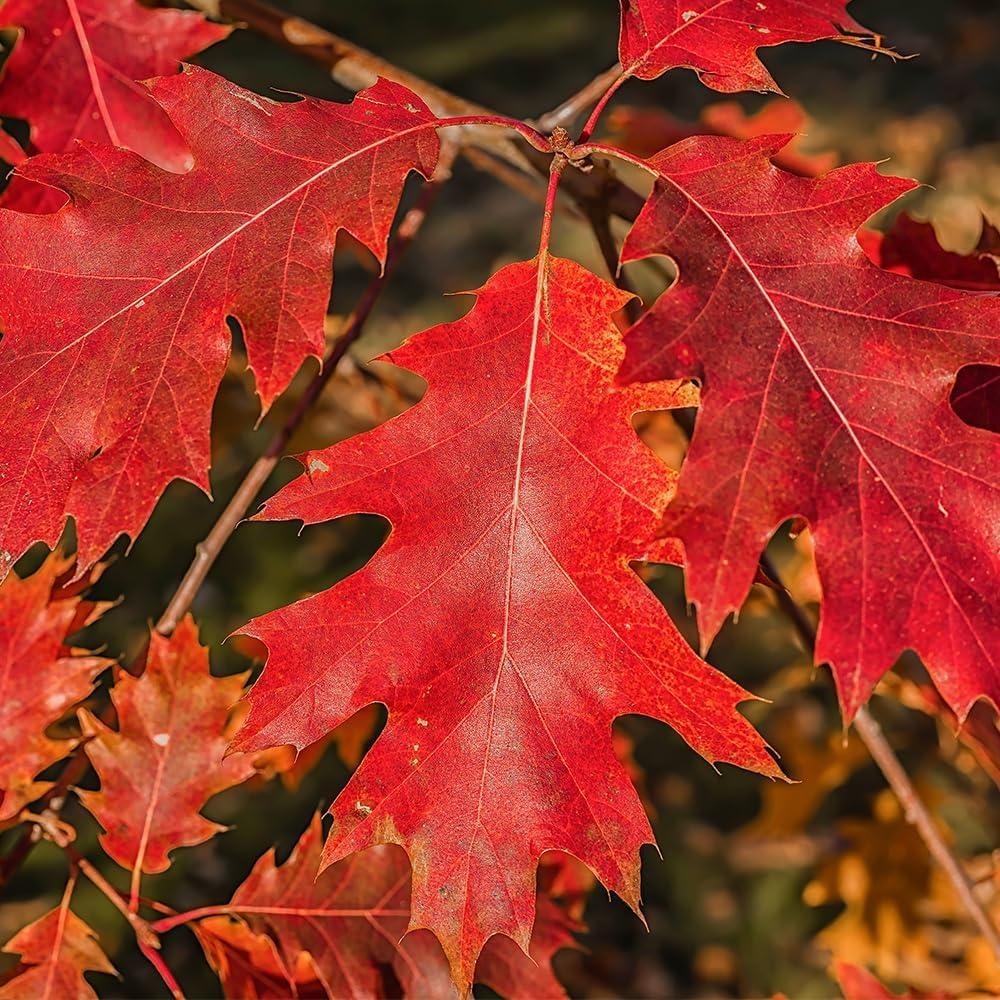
[0,887,115,1000]
[0,551,110,822]
[0,67,439,579]
[859,213,1000,292]
[197,816,579,999]
[77,614,254,875]
[614,133,1000,721]
[834,960,952,1000]
[0,0,228,212]
[617,0,874,93]
[609,98,838,176]
[195,917,326,1000]
[230,255,781,988]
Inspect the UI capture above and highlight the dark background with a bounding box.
[2,1,999,996]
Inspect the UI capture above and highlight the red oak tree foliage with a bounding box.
[0,0,996,996]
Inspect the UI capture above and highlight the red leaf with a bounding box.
[199,816,579,999]
[859,212,1000,291]
[834,960,952,1000]
[77,614,254,874]
[0,0,228,212]
[617,0,874,93]
[609,98,838,176]
[0,887,115,1000]
[195,917,325,1000]
[0,67,440,578]
[0,552,110,822]
[615,134,1000,721]
[230,255,781,987]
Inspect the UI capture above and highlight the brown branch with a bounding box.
[758,550,1000,963]
[180,0,530,169]
[535,64,623,135]
[176,0,646,225]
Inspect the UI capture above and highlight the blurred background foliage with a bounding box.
[2,0,999,996]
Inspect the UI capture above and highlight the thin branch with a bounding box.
[156,142,459,635]
[758,550,1000,963]
[853,706,1000,961]
[152,903,409,935]
[180,0,532,168]
[176,0,647,225]
[536,64,623,135]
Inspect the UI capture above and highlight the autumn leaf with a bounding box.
[0,67,440,579]
[192,816,579,999]
[608,97,838,176]
[613,134,1000,721]
[617,0,876,93]
[229,254,781,987]
[859,212,1000,291]
[195,917,326,1000]
[0,0,228,213]
[77,614,254,876]
[0,882,115,1000]
[834,960,953,1000]
[0,551,110,823]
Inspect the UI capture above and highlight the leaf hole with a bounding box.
[950,364,1000,433]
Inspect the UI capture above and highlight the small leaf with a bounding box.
[0,551,110,822]
[78,614,254,874]
[0,890,115,1000]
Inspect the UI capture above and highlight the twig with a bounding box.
[536,64,623,134]
[175,0,647,225]
[156,142,459,635]
[758,550,1000,963]
[180,0,530,168]
[151,902,409,935]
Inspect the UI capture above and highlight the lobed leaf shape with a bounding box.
[617,0,874,93]
[0,0,229,212]
[210,815,578,999]
[0,66,439,579]
[77,614,255,874]
[231,255,781,988]
[0,551,110,822]
[0,896,115,1000]
[616,133,1000,720]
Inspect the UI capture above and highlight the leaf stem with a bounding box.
[62,843,185,998]
[576,72,629,144]
[151,903,410,935]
